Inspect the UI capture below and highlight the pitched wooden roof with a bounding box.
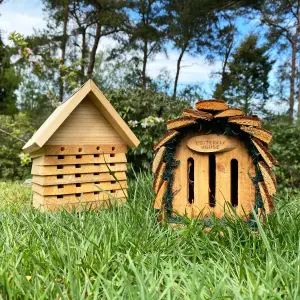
[23,80,140,153]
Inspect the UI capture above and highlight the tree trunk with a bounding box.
[81,28,86,84]
[289,38,297,122]
[142,39,148,89]
[59,3,69,103]
[173,46,186,99]
[87,22,101,79]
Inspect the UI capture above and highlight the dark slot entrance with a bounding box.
[209,154,216,207]
[187,158,194,204]
[231,159,238,207]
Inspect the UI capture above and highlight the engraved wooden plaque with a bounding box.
[187,134,238,153]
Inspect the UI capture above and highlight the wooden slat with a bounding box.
[153,180,168,209]
[32,153,126,166]
[214,139,256,218]
[33,189,127,205]
[32,180,127,196]
[33,195,127,212]
[31,163,127,176]
[30,144,127,157]
[32,172,126,186]
[172,132,211,218]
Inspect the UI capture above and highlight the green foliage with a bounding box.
[0,113,34,179]
[0,34,21,115]
[265,117,300,190]
[105,89,190,172]
[0,175,300,297]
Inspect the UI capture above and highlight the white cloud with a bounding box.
[148,51,221,85]
[0,0,46,41]
[0,1,222,94]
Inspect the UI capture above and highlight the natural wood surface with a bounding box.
[229,116,262,127]
[32,180,127,196]
[89,81,140,148]
[152,146,166,173]
[171,131,256,218]
[252,138,278,168]
[30,144,127,157]
[183,108,213,120]
[46,98,125,145]
[195,100,229,112]
[31,163,127,176]
[258,161,277,196]
[153,130,179,151]
[240,126,272,145]
[32,171,126,186]
[258,181,274,214]
[214,109,245,118]
[187,134,238,153]
[33,189,127,205]
[167,116,197,130]
[23,79,140,152]
[33,194,126,212]
[153,162,166,193]
[153,180,168,209]
[32,153,126,166]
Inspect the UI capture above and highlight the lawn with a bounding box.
[0,174,299,299]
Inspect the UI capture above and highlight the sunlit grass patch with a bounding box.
[0,174,299,298]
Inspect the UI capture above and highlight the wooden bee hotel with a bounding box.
[23,80,140,211]
[152,100,278,222]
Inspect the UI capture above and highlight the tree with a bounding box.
[43,0,70,103]
[0,35,21,115]
[220,34,273,114]
[120,0,167,89]
[255,0,300,121]
[165,0,215,99]
[212,15,236,100]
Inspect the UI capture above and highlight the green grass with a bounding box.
[0,175,300,299]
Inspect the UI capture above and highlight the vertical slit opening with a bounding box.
[231,159,239,207]
[209,154,216,207]
[187,158,194,204]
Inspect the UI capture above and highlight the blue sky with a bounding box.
[0,0,225,95]
[0,0,287,113]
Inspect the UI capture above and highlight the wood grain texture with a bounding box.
[258,181,274,214]
[214,109,245,118]
[153,180,168,210]
[23,80,140,152]
[258,161,277,196]
[32,180,127,196]
[31,163,127,176]
[167,116,197,130]
[229,116,262,127]
[153,130,179,151]
[31,144,127,157]
[33,189,127,205]
[195,100,229,111]
[183,108,213,120]
[240,126,272,145]
[252,138,278,168]
[33,193,127,212]
[89,80,140,148]
[32,172,126,186]
[187,134,238,153]
[32,153,126,166]
[46,98,125,145]
[152,146,166,173]
[153,162,166,193]
[171,131,256,218]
